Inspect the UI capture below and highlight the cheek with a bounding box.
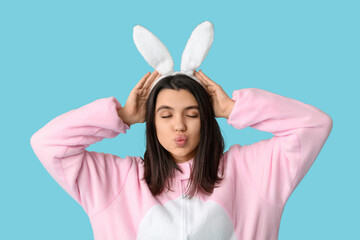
[190,121,201,142]
[155,120,170,143]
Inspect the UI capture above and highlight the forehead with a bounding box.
[155,89,198,109]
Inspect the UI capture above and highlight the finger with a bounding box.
[134,72,152,90]
[198,70,215,85]
[142,71,158,89]
[194,71,210,88]
[198,70,218,86]
[155,73,162,80]
[145,72,164,97]
[143,71,159,89]
[196,71,219,96]
[145,87,153,99]
[147,73,162,94]
[144,75,159,97]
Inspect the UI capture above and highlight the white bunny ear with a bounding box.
[133,25,175,76]
[180,21,214,76]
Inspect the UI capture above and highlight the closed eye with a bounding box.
[161,115,198,118]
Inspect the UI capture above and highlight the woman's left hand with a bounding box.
[194,70,235,119]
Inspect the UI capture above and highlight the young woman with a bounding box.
[30,70,333,240]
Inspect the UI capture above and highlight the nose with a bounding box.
[174,114,186,132]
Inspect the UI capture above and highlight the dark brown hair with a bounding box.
[142,73,225,199]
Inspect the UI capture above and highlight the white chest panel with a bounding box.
[137,195,236,240]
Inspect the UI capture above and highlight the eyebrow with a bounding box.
[156,105,199,112]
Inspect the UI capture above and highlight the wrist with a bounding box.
[117,108,133,126]
[224,100,235,119]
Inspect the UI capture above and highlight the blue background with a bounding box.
[1,0,359,239]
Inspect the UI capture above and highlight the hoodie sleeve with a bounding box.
[30,97,133,216]
[226,88,333,207]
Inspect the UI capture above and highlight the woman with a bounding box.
[30,70,333,240]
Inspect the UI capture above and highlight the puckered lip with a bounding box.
[174,134,188,141]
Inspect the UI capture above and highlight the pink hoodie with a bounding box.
[30,88,332,240]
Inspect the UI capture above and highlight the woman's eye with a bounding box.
[160,115,198,118]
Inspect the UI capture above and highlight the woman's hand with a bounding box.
[194,70,234,119]
[118,71,162,126]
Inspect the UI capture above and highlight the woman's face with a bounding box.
[155,89,201,163]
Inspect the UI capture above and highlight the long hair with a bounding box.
[142,73,225,199]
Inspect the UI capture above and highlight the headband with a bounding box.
[133,20,214,91]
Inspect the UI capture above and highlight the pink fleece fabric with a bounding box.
[30,88,332,240]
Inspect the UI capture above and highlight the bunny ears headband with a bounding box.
[133,20,214,91]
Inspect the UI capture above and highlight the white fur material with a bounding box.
[133,21,214,91]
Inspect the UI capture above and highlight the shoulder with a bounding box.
[129,155,145,175]
[224,144,243,159]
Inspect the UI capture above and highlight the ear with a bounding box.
[180,21,214,76]
[133,24,175,75]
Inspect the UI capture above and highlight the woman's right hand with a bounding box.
[118,71,161,126]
